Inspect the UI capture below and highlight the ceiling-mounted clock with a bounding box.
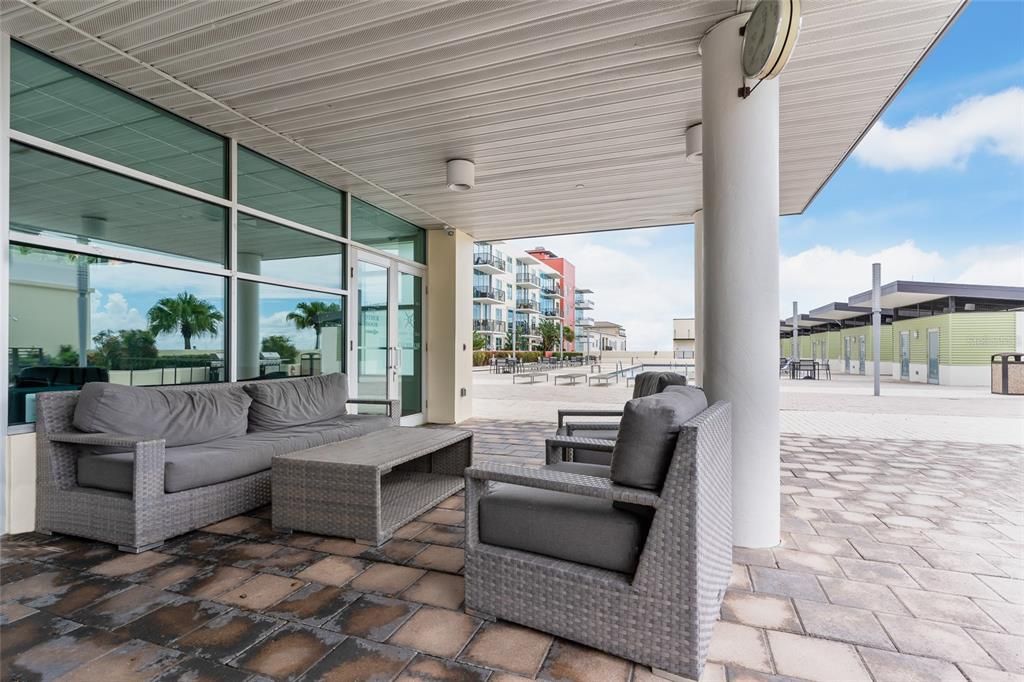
[742,0,802,81]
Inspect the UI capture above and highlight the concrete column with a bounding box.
[701,13,781,548]
[426,229,474,423]
[237,253,261,380]
[872,262,881,396]
[693,209,704,386]
[792,302,799,364]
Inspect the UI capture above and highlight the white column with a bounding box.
[426,229,474,423]
[701,13,781,548]
[237,253,261,380]
[693,209,704,386]
[872,262,881,396]
[792,301,799,364]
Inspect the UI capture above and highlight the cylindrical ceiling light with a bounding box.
[685,123,703,163]
[446,159,475,191]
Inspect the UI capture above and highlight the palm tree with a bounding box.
[147,292,223,350]
[287,301,341,350]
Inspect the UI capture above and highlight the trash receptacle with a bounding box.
[991,353,1024,395]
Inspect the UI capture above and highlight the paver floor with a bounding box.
[2,421,1021,681]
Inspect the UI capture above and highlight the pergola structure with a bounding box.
[0,0,965,548]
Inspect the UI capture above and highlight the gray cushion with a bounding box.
[244,373,348,431]
[545,461,611,478]
[77,413,393,493]
[479,484,652,574]
[610,386,708,490]
[73,382,251,448]
[631,371,686,399]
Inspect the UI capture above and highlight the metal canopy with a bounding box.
[848,281,1024,310]
[1,0,964,240]
[809,301,885,321]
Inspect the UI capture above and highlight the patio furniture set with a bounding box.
[780,358,831,380]
[33,369,730,681]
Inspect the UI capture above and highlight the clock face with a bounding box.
[743,0,783,79]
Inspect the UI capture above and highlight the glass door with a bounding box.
[354,251,425,424]
[900,331,910,380]
[858,335,866,375]
[356,258,391,407]
[927,329,940,385]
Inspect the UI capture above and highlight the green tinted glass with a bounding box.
[237,147,343,235]
[10,42,227,196]
[237,214,344,289]
[10,143,227,266]
[350,198,425,263]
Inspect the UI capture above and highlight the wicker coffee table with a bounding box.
[272,427,472,545]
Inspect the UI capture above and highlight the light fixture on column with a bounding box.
[446,159,475,191]
[685,123,703,163]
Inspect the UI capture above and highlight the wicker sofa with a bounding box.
[35,373,398,553]
[465,388,731,681]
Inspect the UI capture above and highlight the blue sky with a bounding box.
[511,1,1024,350]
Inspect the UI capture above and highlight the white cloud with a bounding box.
[90,290,147,335]
[854,87,1024,171]
[780,240,1024,317]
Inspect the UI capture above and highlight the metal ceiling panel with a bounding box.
[2,0,964,239]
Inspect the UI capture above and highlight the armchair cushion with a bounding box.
[244,373,348,430]
[610,386,708,490]
[479,484,653,574]
[73,382,251,448]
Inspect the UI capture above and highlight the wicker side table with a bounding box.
[272,427,472,545]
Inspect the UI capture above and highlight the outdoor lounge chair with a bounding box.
[554,371,687,465]
[465,387,732,681]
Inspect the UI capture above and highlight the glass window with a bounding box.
[237,281,345,381]
[8,245,227,426]
[398,273,423,417]
[10,142,227,266]
[237,214,344,290]
[351,198,425,263]
[237,147,342,235]
[10,42,227,196]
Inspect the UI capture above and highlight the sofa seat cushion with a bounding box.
[76,414,393,493]
[478,483,652,574]
[244,373,349,431]
[73,382,251,447]
[610,386,708,490]
[545,461,611,478]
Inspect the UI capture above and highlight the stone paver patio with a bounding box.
[1,419,1021,681]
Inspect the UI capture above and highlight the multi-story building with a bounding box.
[574,287,596,356]
[526,247,574,349]
[673,318,696,359]
[780,281,1024,386]
[473,243,560,351]
[591,321,628,352]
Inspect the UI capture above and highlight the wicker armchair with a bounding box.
[553,371,689,465]
[35,377,399,553]
[465,401,732,681]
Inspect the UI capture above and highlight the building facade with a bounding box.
[590,321,628,352]
[673,318,696,359]
[781,282,1024,386]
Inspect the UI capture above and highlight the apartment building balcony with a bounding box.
[515,322,541,338]
[516,296,540,314]
[473,319,506,334]
[540,305,561,319]
[473,251,506,274]
[516,272,541,288]
[472,286,505,304]
[540,284,562,298]
[575,296,595,309]
[575,316,595,326]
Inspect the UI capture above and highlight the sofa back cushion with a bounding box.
[630,371,687,399]
[610,386,708,490]
[73,382,251,447]
[243,373,348,431]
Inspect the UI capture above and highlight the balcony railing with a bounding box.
[540,305,560,318]
[514,322,541,337]
[516,272,541,288]
[473,319,506,333]
[574,296,595,309]
[541,284,562,297]
[473,252,506,272]
[575,316,595,326]
[516,297,539,311]
[473,286,506,302]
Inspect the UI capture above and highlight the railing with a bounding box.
[515,323,541,336]
[473,252,506,271]
[473,319,507,333]
[575,297,595,308]
[575,316,595,326]
[541,284,561,296]
[540,306,560,317]
[516,297,539,310]
[516,272,541,287]
[473,286,506,301]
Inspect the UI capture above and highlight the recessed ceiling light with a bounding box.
[575,183,585,189]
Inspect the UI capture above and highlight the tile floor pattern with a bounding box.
[1,419,1022,682]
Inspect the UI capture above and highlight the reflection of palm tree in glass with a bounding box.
[287,301,341,350]
[147,292,223,350]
